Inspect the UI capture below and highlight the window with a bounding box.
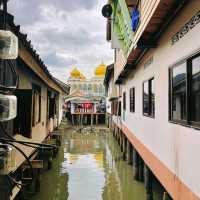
[123,92,126,111]
[143,78,155,117]
[111,100,121,116]
[191,56,200,123]
[32,84,41,126]
[14,89,33,138]
[130,87,135,112]
[47,91,57,119]
[88,84,92,94]
[170,63,186,121]
[118,101,121,116]
[170,53,200,127]
[99,84,103,95]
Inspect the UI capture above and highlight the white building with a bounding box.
[104,0,200,199]
[68,64,106,97]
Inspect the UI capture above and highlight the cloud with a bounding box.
[8,0,113,82]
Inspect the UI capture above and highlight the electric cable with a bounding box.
[0,140,34,187]
[0,122,57,149]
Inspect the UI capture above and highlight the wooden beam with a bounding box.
[22,160,44,169]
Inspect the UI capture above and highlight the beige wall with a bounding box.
[17,65,48,131]
[116,0,200,198]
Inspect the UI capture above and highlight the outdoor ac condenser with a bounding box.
[0,144,15,175]
[0,30,18,59]
[0,94,17,121]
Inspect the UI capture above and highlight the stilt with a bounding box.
[0,175,12,200]
[81,114,83,128]
[127,140,133,165]
[163,192,172,200]
[138,156,144,182]
[72,114,75,126]
[20,167,41,198]
[119,131,123,152]
[144,164,153,200]
[122,135,127,161]
[39,148,53,170]
[117,128,120,145]
[114,126,117,138]
[133,147,139,180]
[90,114,93,127]
[96,114,98,125]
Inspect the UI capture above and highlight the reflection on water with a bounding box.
[31,126,162,200]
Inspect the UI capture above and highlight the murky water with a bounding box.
[31,124,163,200]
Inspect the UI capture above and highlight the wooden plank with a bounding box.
[50,132,61,136]
[10,184,22,200]
[45,139,57,145]
[22,160,43,169]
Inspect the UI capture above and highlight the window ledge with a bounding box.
[143,114,155,119]
[169,120,200,131]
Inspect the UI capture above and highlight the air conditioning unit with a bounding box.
[0,94,17,121]
[0,30,18,59]
[0,144,16,175]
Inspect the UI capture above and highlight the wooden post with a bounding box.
[91,114,93,126]
[120,131,123,152]
[163,192,172,200]
[117,128,120,145]
[96,114,98,125]
[138,156,144,182]
[81,114,83,128]
[122,135,127,161]
[21,168,41,198]
[127,140,133,165]
[0,175,12,200]
[144,164,153,200]
[72,114,75,126]
[133,147,139,180]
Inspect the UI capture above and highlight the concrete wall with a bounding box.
[117,0,200,198]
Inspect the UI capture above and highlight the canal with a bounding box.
[31,124,163,200]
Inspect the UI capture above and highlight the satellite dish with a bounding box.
[102,4,112,18]
[0,30,18,59]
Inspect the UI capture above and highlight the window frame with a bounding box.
[130,87,135,113]
[143,77,155,118]
[32,84,42,126]
[169,52,200,129]
[123,91,126,111]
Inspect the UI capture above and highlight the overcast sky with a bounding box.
[8,0,113,82]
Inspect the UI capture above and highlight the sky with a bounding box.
[8,0,114,82]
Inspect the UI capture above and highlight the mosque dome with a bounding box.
[70,68,81,78]
[95,64,107,77]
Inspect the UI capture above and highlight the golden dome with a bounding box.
[95,64,107,77]
[70,68,81,78]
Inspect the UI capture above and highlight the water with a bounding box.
[31,125,163,200]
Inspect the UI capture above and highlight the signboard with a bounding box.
[112,0,133,57]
